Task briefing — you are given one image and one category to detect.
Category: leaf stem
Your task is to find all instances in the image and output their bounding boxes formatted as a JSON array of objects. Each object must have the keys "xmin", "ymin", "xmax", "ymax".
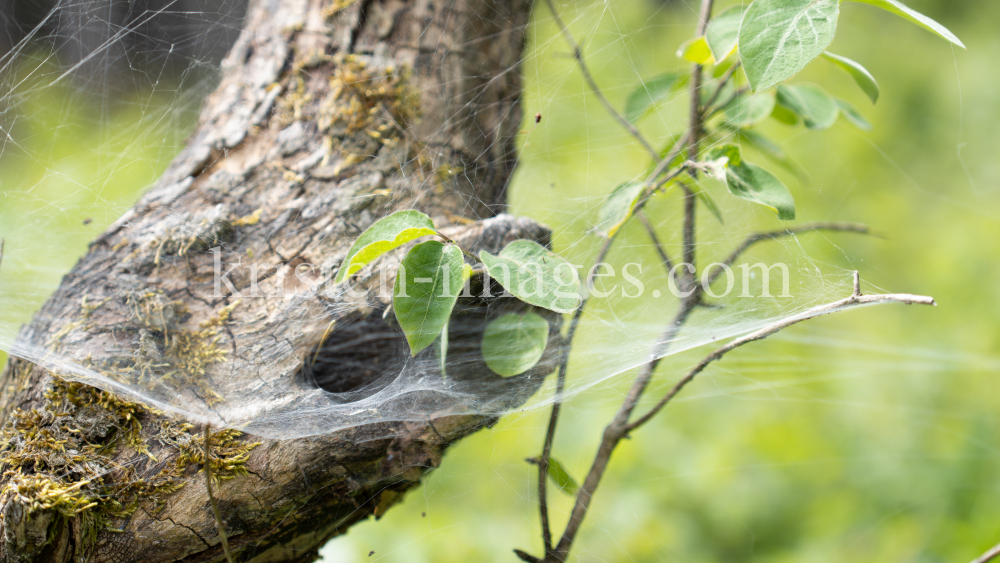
[
  {"xmin": 701, "ymin": 61, "xmax": 742, "ymax": 115},
  {"xmin": 436, "ymin": 232, "xmax": 479, "ymax": 262}
]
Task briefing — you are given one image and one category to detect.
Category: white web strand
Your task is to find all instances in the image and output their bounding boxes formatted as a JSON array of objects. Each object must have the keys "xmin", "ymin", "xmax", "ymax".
[{"xmin": 0, "ymin": 0, "xmax": 956, "ymax": 443}]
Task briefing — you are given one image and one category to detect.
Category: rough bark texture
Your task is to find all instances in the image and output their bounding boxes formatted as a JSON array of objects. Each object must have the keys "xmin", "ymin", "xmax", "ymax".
[{"xmin": 0, "ymin": 0, "xmax": 542, "ymax": 560}]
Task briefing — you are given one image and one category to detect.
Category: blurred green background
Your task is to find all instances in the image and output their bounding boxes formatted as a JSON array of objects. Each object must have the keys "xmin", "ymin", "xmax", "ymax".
[{"xmin": 2, "ymin": 0, "xmax": 999, "ymax": 561}]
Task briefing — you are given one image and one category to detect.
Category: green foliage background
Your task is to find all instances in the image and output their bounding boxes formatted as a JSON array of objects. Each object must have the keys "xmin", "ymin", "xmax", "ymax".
[{"xmin": 1, "ymin": 0, "xmax": 998, "ymax": 561}]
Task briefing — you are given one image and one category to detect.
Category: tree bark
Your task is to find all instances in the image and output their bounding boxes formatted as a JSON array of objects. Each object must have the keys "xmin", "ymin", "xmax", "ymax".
[{"xmin": 0, "ymin": 0, "xmax": 544, "ymax": 560}]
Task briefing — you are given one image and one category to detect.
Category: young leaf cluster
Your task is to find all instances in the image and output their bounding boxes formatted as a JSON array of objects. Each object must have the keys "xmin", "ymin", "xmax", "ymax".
[
  {"xmin": 608, "ymin": 0, "xmax": 961, "ymax": 225},
  {"xmin": 337, "ymin": 211, "xmax": 580, "ymax": 376}
]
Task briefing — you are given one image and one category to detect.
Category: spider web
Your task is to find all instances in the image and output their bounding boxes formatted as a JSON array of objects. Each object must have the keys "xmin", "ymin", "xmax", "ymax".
[
  {"xmin": 0, "ymin": 0, "xmax": 870, "ymax": 443},
  {"xmin": 0, "ymin": 0, "xmax": 996, "ymax": 559}
]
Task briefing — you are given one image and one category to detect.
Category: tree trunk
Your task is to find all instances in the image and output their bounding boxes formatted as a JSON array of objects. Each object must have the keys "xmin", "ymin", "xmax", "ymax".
[{"xmin": 0, "ymin": 0, "xmax": 545, "ymax": 560}]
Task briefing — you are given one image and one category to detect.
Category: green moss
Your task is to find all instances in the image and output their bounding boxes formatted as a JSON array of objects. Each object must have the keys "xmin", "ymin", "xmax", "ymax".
[
  {"xmin": 275, "ymin": 50, "xmax": 421, "ymax": 174},
  {"xmin": 1, "ymin": 291, "xmax": 257, "ymax": 545},
  {"xmin": 0, "ymin": 376, "xmax": 259, "ymax": 531},
  {"xmin": 126, "ymin": 292, "xmax": 239, "ymax": 405}
]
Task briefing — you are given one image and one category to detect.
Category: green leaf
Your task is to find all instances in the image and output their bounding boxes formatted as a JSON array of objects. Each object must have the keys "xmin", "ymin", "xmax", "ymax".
[
  {"xmin": 598, "ymin": 181, "xmax": 645, "ymax": 236},
  {"xmin": 479, "ymin": 240, "xmax": 581, "ymax": 314},
  {"xmin": 835, "ymin": 98, "xmax": 873, "ymax": 131},
  {"xmin": 736, "ymin": 129, "xmax": 810, "ymax": 181},
  {"xmin": 336, "ymin": 210, "xmax": 437, "ymax": 283},
  {"xmin": 727, "ymin": 163, "xmax": 796, "ymax": 220},
  {"xmin": 546, "ymin": 457, "xmax": 579, "ymax": 496},
  {"xmin": 770, "ymin": 103, "xmax": 800, "ymax": 125},
  {"xmin": 712, "ymin": 59, "xmax": 737, "ymax": 78},
  {"xmin": 722, "ymin": 92, "xmax": 777, "ymax": 128},
  {"xmin": 677, "ymin": 36, "xmax": 714, "ymax": 65},
  {"xmin": 705, "ymin": 5, "xmax": 746, "ymax": 62},
  {"xmin": 481, "ymin": 312, "xmax": 549, "ymax": 377},
  {"xmin": 822, "ymin": 51, "xmax": 879, "ymax": 103},
  {"xmin": 846, "ymin": 0, "xmax": 964, "ymax": 48},
  {"xmin": 739, "ymin": 0, "xmax": 840, "ymax": 92},
  {"xmin": 776, "ymin": 83, "xmax": 839, "ymax": 130},
  {"xmin": 711, "ymin": 143, "xmax": 795, "ymax": 220},
  {"xmin": 625, "ymin": 73, "xmax": 686, "ymax": 123},
  {"xmin": 393, "ymin": 241, "xmax": 464, "ymax": 356},
  {"xmin": 709, "ymin": 143, "xmax": 742, "ymax": 166}
]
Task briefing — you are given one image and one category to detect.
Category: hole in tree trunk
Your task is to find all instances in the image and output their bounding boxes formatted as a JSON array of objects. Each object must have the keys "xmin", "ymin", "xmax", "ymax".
[
  {"xmin": 302, "ymin": 313, "xmax": 409, "ymax": 400},
  {"xmin": 300, "ymin": 275, "xmax": 555, "ymax": 405}
]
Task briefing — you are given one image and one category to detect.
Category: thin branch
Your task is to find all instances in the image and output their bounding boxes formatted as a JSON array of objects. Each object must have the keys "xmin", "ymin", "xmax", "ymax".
[
  {"xmin": 682, "ymin": 188, "xmax": 697, "ymax": 288},
  {"xmin": 544, "ymin": 0, "xmax": 659, "ymax": 161},
  {"xmin": 644, "ymin": 131, "xmax": 690, "ymax": 189},
  {"xmin": 548, "ymin": 2, "xmax": 716, "ymax": 560},
  {"xmin": 626, "ymin": 275, "xmax": 935, "ymax": 432},
  {"xmin": 701, "ymin": 61, "xmax": 742, "ymax": 115},
  {"xmin": 535, "ymin": 229, "xmax": 616, "ymax": 556},
  {"xmin": 971, "ymin": 541, "xmax": 1000, "ymax": 563},
  {"xmin": 707, "ymin": 85, "xmax": 751, "ymax": 120},
  {"xmin": 636, "ymin": 211, "xmax": 675, "ymax": 278},
  {"xmin": 704, "ymin": 222, "xmax": 871, "ymax": 288},
  {"xmin": 681, "ymin": 0, "xmax": 714, "ymax": 287},
  {"xmin": 553, "ymin": 276, "xmax": 933, "ymax": 561},
  {"xmin": 534, "ymin": 154, "xmax": 690, "ymax": 555},
  {"xmin": 515, "ymin": 549, "xmax": 542, "ymax": 563},
  {"xmin": 551, "ymin": 302, "xmax": 696, "ymax": 561},
  {"xmin": 551, "ymin": 223, "xmax": 873, "ymax": 559},
  {"xmin": 204, "ymin": 425, "xmax": 234, "ymax": 563}
]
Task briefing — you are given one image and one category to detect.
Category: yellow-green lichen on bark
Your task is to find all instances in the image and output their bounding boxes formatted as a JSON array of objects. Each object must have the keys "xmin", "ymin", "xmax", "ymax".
[
  {"xmin": 276, "ymin": 48, "xmax": 421, "ymax": 175},
  {"xmin": 0, "ymin": 375, "xmax": 259, "ymax": 554},
  {"xmin": 124, "ymin": 291, "xmax": 239, "ymax": 405}
]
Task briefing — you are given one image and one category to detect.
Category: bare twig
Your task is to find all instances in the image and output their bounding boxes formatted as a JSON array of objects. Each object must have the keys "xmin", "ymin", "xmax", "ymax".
[
  {"xmin": 551, "ymin": 275, "xmax": 932, "ymax": 561},
  {"xmin": 636, "ymin": 211, "xmax": 675, "ymax": 278},
  {"xmin": 701, "ymin": 61, "xmax": 742, "ymax": 115},
  {"xmin": 686, "ymin": 0, "xmax": 715, "ymax": 156},
  {"xmin": 550, "ymin": 300, "xmax": 696, "ymax": 561},
  {"xmin": 544, "ymin": 0, "xmax": 659, "ymax": 160},
  {"xmin": 707, "ymin": 85, "xmax": 751, "ymax": 120},
  {"xmin": 204, "ymin": 425, "xmax": 234, "ymax": 563},
  {"xmin": 971, "ymin": 541, "xmax": 1000, "ymax": 563},
  {"xmin": 536, "ymin": 230, "xmax": 616, "ymax": 555},
  {"xmin": 534, "ymin": 115, "xmax": 694, "ymax": 561},
  {"xmin": 543, "ymin": 3, "xmax": 717, "ymax": 561},
  {"xmin": 681, "ymin": 188, "xmax": 697, "ymax": 288},
  {"xmin": 704, "ymin": 222, "xmax": 871, "ymax": 288},
  {"xmin": 680, "ymin": 0, "xmax": 715, "ymax": 288},
  {"xmin": 644, "ymin": 131, "xmax": 690, "ymax": 189},
  {"xmin": 534, "ymin": 112, "xmax": 692, "ymax": 557},
  {"xmin": 626, "ymin": 275, "xmax": 935, "ymax": 431}
]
